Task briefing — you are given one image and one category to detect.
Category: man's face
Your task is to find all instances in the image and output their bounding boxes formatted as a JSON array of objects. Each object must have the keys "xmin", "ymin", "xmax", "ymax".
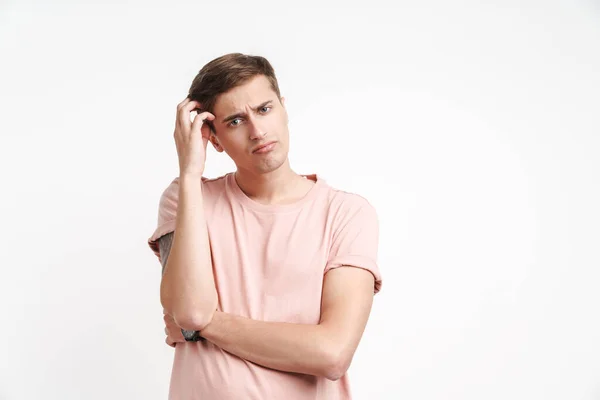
[{"xmin": 209, "ymin": 74, "xmax": 289, "ymax": 175}]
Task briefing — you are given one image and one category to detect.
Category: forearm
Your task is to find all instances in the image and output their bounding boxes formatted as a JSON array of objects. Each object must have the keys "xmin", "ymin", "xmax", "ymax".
[
  {"xmin": 160, "ymin": 174, "xmax": 217, "ymax": 330},
  {"xmin": 200, "ymin": 311, "xmax": 344, "ymax": 380}
]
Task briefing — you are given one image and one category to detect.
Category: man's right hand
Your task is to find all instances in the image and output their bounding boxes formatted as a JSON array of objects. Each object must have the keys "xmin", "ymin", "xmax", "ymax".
[{"xmin": 174, "ymin": 97, "xmax": 216, "ymax": 177}]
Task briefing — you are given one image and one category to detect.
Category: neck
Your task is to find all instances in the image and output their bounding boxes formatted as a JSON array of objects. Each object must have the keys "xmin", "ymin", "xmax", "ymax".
[{"xmin": 234, "ymin": 159, "xmax": 306, "ymax": 204}]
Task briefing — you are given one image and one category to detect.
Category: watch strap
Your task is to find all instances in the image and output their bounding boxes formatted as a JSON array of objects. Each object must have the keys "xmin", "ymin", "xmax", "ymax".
[{"xmin": 181, "ymin": 329, "xmax": 204, "ymax": 342}]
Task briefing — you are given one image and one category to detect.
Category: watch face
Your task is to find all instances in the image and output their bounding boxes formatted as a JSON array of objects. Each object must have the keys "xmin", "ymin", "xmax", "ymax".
[{"xmin": 182, "ymin": 329, "xmax": 201, "ymax": 341}]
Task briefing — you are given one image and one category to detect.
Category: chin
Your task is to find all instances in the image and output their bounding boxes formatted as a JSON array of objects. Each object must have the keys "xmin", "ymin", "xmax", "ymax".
[{"xmin": 253, "ymin": 155, "xmax": 287, "ymax": 174}]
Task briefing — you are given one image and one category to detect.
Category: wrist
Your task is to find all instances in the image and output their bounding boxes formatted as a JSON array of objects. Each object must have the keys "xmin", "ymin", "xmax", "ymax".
[
  {"xmin": 198, "ymin": 310, "xmax": 226, "ymax": 342},
  {"xmin": 182, "ymin": 329, "xmax": 205, "ymax": 342},
  {"xmin": 179, "ymin": 171, "xmax": 204, "ymax": 182},
  {"xmin": 181, "ymin": 308, "xmax": 219, "ymax": 342}
]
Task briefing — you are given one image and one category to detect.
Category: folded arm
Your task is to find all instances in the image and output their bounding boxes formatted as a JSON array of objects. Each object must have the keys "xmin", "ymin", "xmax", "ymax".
[
  {"xmin": 158, "ymin": 232, "xmax": 374, "ymax": 379},
  {"xmin": 200, "ymin": 266, "xmax": 375, "ymax": 381},
  {"xmin": 159, "ymin": 231, "xmax": 204, "ymax": 341},
  {"xmin": 159, "ymin": 175, "xmax": 218, "ymax": 331}
]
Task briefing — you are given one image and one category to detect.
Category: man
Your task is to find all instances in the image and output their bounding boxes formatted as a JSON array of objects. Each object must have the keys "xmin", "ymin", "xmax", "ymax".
[{"xmin": 147, "ymin": 52, "xmax": 382, "ymax": 399}]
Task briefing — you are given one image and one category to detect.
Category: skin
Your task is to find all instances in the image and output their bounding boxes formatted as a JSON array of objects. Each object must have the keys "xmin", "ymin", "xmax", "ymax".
[
  {"xmin": 160, "ymin": 231, "xmax": 376, "ymax": 381},
  {"xmin": 206, "ymin": 74, "xmax": 316, "ymax": 204},
  {"xmin": 161, "ymin": 74, "xmax": 376, "ymax": 381}
]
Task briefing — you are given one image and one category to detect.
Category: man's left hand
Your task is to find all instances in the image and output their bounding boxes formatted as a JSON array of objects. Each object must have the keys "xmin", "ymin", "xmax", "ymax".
[{"xmin": 163, "ymin": 312, "xmax": 186, "ymax": 348}]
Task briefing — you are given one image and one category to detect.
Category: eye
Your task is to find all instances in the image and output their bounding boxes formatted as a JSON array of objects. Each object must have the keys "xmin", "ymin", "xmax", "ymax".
[{"xmin": 227, "ymin": 106, "xmax": 271, "ymax": 128}]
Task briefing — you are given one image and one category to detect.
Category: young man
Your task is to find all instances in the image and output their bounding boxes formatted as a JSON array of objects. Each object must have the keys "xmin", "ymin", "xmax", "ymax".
[{"xmin": 147, "ymin": 53, "xmax": 382, "ymax": 399}]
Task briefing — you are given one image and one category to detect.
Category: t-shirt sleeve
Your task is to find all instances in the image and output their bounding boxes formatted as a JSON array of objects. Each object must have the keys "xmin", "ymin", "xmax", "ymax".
[
  {"xmin": 324, "ymin": 196, "xmax": 382, "ymax": 294},
  {"xmin": 147, "ymin": 177, "xmax": 180, "ymax": 263}
]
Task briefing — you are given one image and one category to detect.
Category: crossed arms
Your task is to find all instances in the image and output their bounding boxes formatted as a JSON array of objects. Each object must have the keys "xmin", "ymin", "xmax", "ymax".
[{"xmin": 157, "ymin": 231, "xmax": 375, "ymax": 381}]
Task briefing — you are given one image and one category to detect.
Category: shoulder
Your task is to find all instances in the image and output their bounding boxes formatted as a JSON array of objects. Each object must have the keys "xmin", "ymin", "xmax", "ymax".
[
  {"xmin": 199, "ymin": 173, "xmax": 229, "ymax": 196},
  {"xmin": 311, "ymin": 177, "xmax": 379, "ymax": 237},
  {"xmin": 322, "ymin": 181, "xmax": 377, "ymax": 220},
  {"xmin": 148, "ymin": 173, "xmax": 231, "ymax": 261},
  {"xmin": 159, "ymin": 172, "xmax": 230, "ymax": 203}
]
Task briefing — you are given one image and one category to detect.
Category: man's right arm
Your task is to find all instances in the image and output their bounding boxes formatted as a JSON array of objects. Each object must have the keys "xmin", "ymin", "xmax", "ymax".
[
  {"xmin": 159, "ymin": 231, "xmax": 203, "ymax": 341},
  {"xmin": 158, "ymin": 231, "xmax": 173, "ymax": 275},
  {"xmin": 159, "ymin": 175, "xmax": 218, "ymax": 331}
]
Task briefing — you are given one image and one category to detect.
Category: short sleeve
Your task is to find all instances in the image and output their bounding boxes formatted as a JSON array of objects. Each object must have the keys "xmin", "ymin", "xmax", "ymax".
[
  {"xmin": 147, "ymin": 177, "xmax": 180, "ymax": 263},
  {"xmin": 324, "ymin": 197, "xmax": 382, "ymax": 294}
]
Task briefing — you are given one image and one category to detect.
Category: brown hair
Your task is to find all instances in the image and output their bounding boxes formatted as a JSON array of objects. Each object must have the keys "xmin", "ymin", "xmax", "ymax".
[{"xmin": 187, "ymin": 53, "xmax": 282, "ymax": 133}]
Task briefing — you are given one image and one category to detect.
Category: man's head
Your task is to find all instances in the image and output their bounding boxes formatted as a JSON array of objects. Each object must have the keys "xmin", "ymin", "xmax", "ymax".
[{"xmin": 188, "ymin": 53, "xmax": 289, "ymax": 175}]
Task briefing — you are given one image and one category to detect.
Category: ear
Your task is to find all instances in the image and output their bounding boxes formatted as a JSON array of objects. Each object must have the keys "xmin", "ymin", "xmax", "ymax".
[{"xmin": 209, "ymin": 133, "xmax": 224, "ymax": 153}]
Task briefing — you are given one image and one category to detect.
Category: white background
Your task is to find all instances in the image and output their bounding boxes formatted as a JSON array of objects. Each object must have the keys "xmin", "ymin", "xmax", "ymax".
[{"xmin": 1, "ymin": 0, "xmax": 599, "ymax": 399}]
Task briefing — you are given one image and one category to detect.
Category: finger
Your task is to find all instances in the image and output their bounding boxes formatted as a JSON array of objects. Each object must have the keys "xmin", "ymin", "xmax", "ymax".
[
  {"xmin": 165, "ymin": 337, "xmax": 175, "ymax": 348},
  {"xmin": 194, "ymin": 111, "xmax": 215, "ymax": 123},
  {"xmin": 201, "ymin": 123, "xmax": 213, "ymax": 144},
  {"xmin": 177, "ymin": 97, "xmax": 191, "ymax": 110},
  {"xmin": 177, "ymin": 100, "xmax": 203, "ymax": 131},
  {"xmin": 191, "ymin": 111, "xmax": 215, "ymax": 138},
  {"xmin": 165, "ymin": 327, "xmax": 168, "ymax": 335},
  {"xmin": 175, "ymin": 98, "xmax": 192, "ymax": 121}
]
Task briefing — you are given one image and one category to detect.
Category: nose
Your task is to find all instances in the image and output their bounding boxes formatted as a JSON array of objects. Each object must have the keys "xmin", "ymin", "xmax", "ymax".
[{"xmin": 247, "ymin": 115, "xmax": 266, "ymax": 140}]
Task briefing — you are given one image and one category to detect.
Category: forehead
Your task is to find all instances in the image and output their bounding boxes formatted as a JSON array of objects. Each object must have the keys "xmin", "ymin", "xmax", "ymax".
[{"xmin": 214, "ymin": 75, "xmax": 276, "ymax": 112}]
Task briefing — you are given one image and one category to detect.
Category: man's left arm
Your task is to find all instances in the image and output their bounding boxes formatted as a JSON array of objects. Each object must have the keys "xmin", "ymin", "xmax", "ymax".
[{"xmin": 200, "ymin": 265, "xmax": 375, "ymax": 381}]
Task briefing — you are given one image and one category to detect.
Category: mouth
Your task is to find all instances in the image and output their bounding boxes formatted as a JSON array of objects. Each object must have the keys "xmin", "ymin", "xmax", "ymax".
[{"xmin": 252, "ymin": 141, "xmax": 277, "ymax": 154}]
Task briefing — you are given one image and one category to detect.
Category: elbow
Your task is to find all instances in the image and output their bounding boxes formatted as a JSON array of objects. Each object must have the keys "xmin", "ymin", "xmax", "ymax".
[
  {"xmin": 321, "ymin": 345, "xmax": 353, "ymax": 381},
  {"xmin": 173, "ymin": 309, "xmax": 215, "ymax": 332},
  {"xmin": 171, "ymin": 298, "xmax": 218, "ymax": 331},
  {"xmin": 161, "ymin": 294, "xmax": 218, "ymax": 332}
]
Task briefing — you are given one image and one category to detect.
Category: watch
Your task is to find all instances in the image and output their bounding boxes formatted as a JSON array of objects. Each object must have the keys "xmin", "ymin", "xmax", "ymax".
[{"xmin": 181, "ymin": 329, "xmax": 204, "ymax": 342}]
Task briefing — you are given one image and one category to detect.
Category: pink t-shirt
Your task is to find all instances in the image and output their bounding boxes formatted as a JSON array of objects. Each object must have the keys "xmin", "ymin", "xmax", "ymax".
[{"xmin": 148, "ymin": 172, "xmax": 382, "ymax": 400}]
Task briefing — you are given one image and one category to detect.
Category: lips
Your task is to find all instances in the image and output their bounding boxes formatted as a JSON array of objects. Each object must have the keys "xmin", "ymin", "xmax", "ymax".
[{"xmin": 252, "ymin": 141, "xmax": 277, "ymax": 153}]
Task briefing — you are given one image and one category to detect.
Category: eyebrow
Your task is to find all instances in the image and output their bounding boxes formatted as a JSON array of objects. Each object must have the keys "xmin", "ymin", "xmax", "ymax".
[{"xmin": 221, "ymin": 100, "xmax": 274, "ymax": 124}]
